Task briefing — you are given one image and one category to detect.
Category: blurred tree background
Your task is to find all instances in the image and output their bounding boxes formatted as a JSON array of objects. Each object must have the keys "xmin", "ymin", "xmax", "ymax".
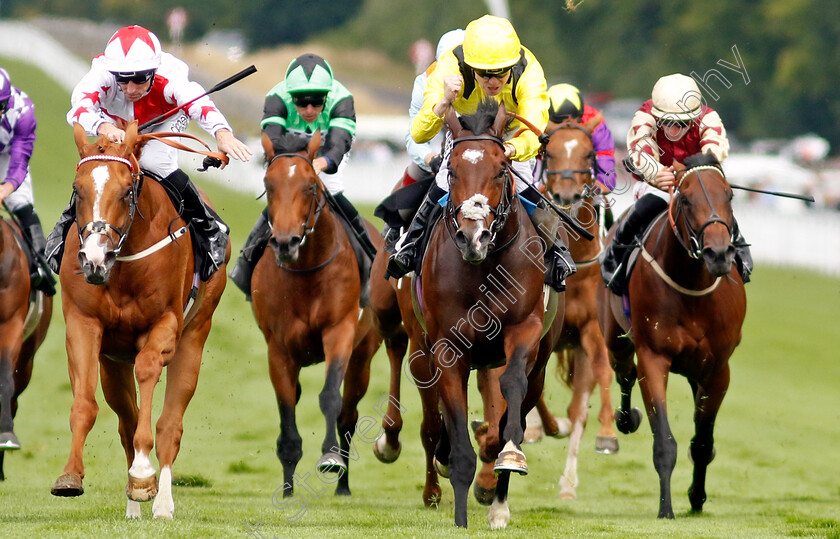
[{"xmin": 1, "ymin": 0, "xmax": 835, "ymax": 151}]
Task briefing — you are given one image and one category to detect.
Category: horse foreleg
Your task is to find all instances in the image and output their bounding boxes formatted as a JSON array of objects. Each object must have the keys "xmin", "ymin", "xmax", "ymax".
[
  {"xmin": 52, "ymin": 314, "xmax": 103, "ymax": 497},
  {"xmin": 610, "ymin": 343, "xmax": 642, "ymax": 435},
  {"xmin": 99, "ymin": 358, "xmax": 140, "ymax": 518},
  {"xmin": 128, "ymin": 314, "xmax": 180, "ymax": 503},
  {"xmin": 688, "ymin": 367, "xmax": 729, "ymax": 513},
  {"xmin": 581, "ymin": 321, "xmax": 618, "ymax": 454},
  {"xmin": 487, "ymin": 470, "xmax": 511, "ymax": 529},
  {"xmin": 0, "ymin": 345, "xmax": 22, "ymax": 442},
  {"xmin": 152, "ymin": 323, "xmax": 206, "ymax": 520},
  {"xmin": 436, "ymin": 362, "xmax": 474, "ymax": 528},
  {"xmin": 335, "ymin": 331, "xmax": 377, "ymax": 496},
  {"xmin": 559, "ymin": 347, "xmax": 593, "ymax": 499},
  {"xmin": 404, "ymin": 340, "xmax": 442, "ymax": 507},
  {"xmin": 473, "ymin": 368, "xmax": 503, "ymax": 506},
  {"xmin": 373, "ymin": 330, "xmax": 408, "ymax": 464},
  {"xmin": 637, "ymin": 350, "xmax": 677, "ymax": 519},
  {"xmin": 496, "ymin": 344, "xmax": 534, "ymax": 472},
  {"xmin": 317, "ymin": 322, "xmax": 354, "ymax": 474},
  {"xmin": 268, "ymin": 341, "xmax": 303, "ymax": 497}
]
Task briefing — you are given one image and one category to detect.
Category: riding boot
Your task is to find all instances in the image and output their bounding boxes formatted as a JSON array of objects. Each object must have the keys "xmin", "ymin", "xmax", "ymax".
[
  {"xmin": 520, "ymin": 186, "xmax": 576, "ymax": 292},
  {"xmin": 163, "ymin": 169, "xmax": 229, "ymax": 281},
  {"xmin": 732, "ymin": 218, "xmax": 753, "ymax": 283},
  {"xmin": 385, "ymin": 184, "xmax": 445, "ymax": 279},
  {"xmin": 45, "ymin": 198, "xmax": 76, "ymax": 275},
  {"xmin": 228, "ymin": 208, "xmax": 271, "ymax": 300},
  {"xmin": 13, "ymin": 205, "xmax": 57, "ymax": 296},
  {"xmin": 331, "ymin": 192, "xmax": 377, "ymax": 307},
  {"xmin": 600, "ymin": 194, "xmax": 668, "ymax": 295}
]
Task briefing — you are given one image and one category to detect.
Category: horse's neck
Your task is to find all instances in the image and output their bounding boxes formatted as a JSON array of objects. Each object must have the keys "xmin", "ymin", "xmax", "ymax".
[
  {"xmin": 653, "ymin": 219, "xmax": 713, "ymax": 287},
  {"xmin": 569, "ymin": 200, "xmax": 601, "ymax": 258},
  {"xmin": 302, "ymin": 206, "xmax": 341, "ymax": 262},
  {"xmin": 125, "ymin": 182, "xmax": 180, "ymax": 251}
]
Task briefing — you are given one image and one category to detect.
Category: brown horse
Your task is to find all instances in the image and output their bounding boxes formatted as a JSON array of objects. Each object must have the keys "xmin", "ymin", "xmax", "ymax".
[
  {"xmin": 597, "ymin": 154, "xmax": 747, "ymax": 518},
  {"xmin": 539, "ymin": 118, "xmax": 618, "ymax": 498},
  {"xmin": 50, "ymin": 122, "xmax": 229, "ymax": 520},
  {"xmin": 251, "ymin": 132, "xmax": 382, "ymax": 499},
  {"xmin": 417, "ymin": 100, "xmax": 563, "ymax": 528},
  {"xmin": 0, "ymin": 216, "xmax": 52, "ymax": 479}
]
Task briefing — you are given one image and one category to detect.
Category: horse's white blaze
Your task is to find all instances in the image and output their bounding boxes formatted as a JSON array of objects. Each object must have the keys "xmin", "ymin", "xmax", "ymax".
[
  {"xmin": 488, "ymin": 498, "xmax": 511, "ymax": 529},
  {"xmin": 91, "ymin": 165, "xmax": 110, "ymax": 222},
  {"xmin": 129, "ymin": 450, "xmax": 156, "ymax": 479},
  {"xmin": 125, "ymin": 500, "xmax": 141, "ymax": 519},
  {"xmin": 461, "ymin": 194, "xmax": 490, "ymax": 220},
  {"xmin": 288, "ymin": 163, "xmax": 297, "ymax": 177},
  {"xmin": 81, "ymin": 234, "xmax": 110, "ymax": 266},
  {"xmin": 564, "ymin": 138, "xmax": 579, "ymax": 159},
  {"xmin": 461, "ymin": 148, "xmax": 484, "ymax": 164},
  {"xmin": 153, "ymin": 466, "xmax": 174, "ymax": 520}
]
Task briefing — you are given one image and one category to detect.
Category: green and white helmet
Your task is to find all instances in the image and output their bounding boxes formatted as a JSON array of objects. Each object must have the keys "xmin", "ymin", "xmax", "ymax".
[{"xmin": 285, "ymin": 53, "xmax": 334, "ymax": 94}]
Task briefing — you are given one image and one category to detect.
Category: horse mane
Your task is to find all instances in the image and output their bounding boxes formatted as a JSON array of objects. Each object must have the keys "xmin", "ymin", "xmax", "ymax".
[
  {"xmin": 683, "ymin": 152, "xmax": 721, "ymax": 170},
  {"xmin": 458, "ymin": 99, "xmax": 510, "ymax": 136}
]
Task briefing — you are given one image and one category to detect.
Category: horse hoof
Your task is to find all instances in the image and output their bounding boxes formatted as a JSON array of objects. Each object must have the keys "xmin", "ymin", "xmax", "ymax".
[
  {"xmin": 523, "ymin": 424, "xmax": 544, "ymax": 443},
  {"xmin": 316, "ymin": 452, "xmax": 347, "ymax": 474},
  {"xmin": 0, "ymin": 432, "xmax": 21, "ymax": 450},
  {"xmin": 595, "ymin": 435, "xmax": 619, "ymax": 454},
  {"xmin": 51, "ymin": 473, "xmax": 84, "ymax": 497},
  {"xmin": 615, "ymin": 406, "xmax": 642, "ymax": 434},
  {"xmin": 433, "ymin": 457, "xmax": 449, "ymax": 479},
  {"xmin": 546, "ymin": 417, "xmax": 572, "ymax": 439},
  {"xmin": 372, "ymin": 433, "xmax": 401, "ymax": 463},
  {"xmin": 473, "ymin": 481, "xmax": 496, "ymax": 506},
  {"xmin": 127, "ymin": 474, "xmax": 158, "ymax": 502},
  {"xmin": 494, "ymin": 441, "xmax": 528, "ymax": 475}
]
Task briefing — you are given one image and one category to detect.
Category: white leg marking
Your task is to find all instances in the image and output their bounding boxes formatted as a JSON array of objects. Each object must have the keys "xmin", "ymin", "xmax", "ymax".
[
  {"xmin": 559, "ymin": 393, "xmax": 588, "ymax": 499},
  {"xmin": 129, "ymin": 451, "xmax": 156, "ymax": 479},
  {"xmin": 153, "ymin": 466, "xmax": 174, "ymax": 520},
  {"xmin": 487, "ymin": 498, "xmax": 511, "ymax": 529},
  {"xmin": 125, "ymin": 500, "xmax": 142, "ymax": 519}
]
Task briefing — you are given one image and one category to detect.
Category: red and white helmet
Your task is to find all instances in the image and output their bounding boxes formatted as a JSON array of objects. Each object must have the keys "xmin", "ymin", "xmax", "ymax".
[{"xmin": 103, "ymin": 26, "xmax": 162, "ymax": 73}]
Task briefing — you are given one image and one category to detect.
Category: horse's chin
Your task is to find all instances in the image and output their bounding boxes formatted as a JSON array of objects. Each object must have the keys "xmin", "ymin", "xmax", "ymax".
[
  {"xmin": 461, "ymin": 248, "xmax": 488, "ymax": 265},
  {"xmin": 272, "ymin": 246, "xmax": 300, "ymax": 265}
]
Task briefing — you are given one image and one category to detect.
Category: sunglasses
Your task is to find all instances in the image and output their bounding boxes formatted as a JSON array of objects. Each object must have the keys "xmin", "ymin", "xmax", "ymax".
[
  {"xmin": 112, "ymin": 70, "xmax": 155, "ymax": 84},
  {"xmin": 660, "ymin": 118, "xmax": 692, "ymax": 129},
  {"xmin": 0, "ymin": 99, "xmax": 8, "ymax": 114},
  {"xmin": 292, "ymin": 93, "xmax": 327, "ymax": 108},
  {"xmin": 475, "ymin": 67, "xmax": 511, "ymax": 80}
]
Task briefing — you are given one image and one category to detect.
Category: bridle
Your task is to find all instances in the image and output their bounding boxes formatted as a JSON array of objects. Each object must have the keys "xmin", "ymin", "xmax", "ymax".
[
  {"xmin": 668, "ymin": 165, "xmax": 734, "ymax": 259},
  {"xmin": 445, "ymin": 134, "xmax": 517, "ymax": 253},
  {"xmin": 74, "ymin": 154, "xmax": 143, "ymax": 258},
  {"xmin": 264, "ymin": 152, "xmax": 339, "ymax": 272},
  {"xmin": 539, "ymin": 122, "xmax": 597, "ymax": 187}
]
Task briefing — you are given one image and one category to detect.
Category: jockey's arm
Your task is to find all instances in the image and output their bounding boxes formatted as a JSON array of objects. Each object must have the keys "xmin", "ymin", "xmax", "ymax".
[{"xmin": 506, "ymin": 52, "xmax": 548, "ymax": 161}]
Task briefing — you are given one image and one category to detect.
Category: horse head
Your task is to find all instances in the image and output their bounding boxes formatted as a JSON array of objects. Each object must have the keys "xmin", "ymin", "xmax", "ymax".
[
  {"xmin": 671, "ymin": 154, "xmax": 736, "ymax": 277},
  {"xmin": 72, "ymin": 121, "xmax": 144, "ymax": 285},
  {"xmin": 444, "ymin": 99, "xmax": 512, "ymax": 264},
  {"xmin": 261, "ymin": 130, "xmax": 325, "ymax": 264},
  {"xmin": 543, "ymin": 114, "xmax": 599, "ymax": 208}
]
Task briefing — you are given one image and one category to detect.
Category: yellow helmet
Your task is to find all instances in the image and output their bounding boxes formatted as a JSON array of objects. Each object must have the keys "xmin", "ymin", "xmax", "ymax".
[{"xmin": 463, "ymin": 15, "xmax": 521, "ymax": 70}]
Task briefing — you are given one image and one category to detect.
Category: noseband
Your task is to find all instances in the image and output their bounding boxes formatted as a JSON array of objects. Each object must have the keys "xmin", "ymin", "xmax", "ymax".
[
  {"xmin": 446, "ymin": 134, "xmax": 516, "ymax": 252},
  {"xmin": 75, "ymin": 154, "xmax": 142, "ymax": 257},
  {"xmin": 669, "ymin": 165, "xmax": 734, "ymax": 259},
  {"xmin": 265, "ymin": 152, "xmax": 328, "ymax": 246}
]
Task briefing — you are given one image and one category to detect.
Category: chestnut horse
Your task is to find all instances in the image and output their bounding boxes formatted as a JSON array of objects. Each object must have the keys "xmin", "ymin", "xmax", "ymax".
[
  {"xmin": 50, "ymin": 122, "xmax": 229, "ymax": 520},
  {"xmin": 417, "ymin": 100, "xmax": 563, "ymax": 528},
  {"xmin": 597, "ymin": 154, "xmax": 747, "ymax": 518},
  {"xmin": 0, "ymin": 216, "xmax": 52, "ymax": 479},
  {"xmin": 539, "ymin": 118, "xmax": 618, "ymax": 498},
  {"xmin": 252, "ymin": 132, "xmax": 382, "ymax": 498}
]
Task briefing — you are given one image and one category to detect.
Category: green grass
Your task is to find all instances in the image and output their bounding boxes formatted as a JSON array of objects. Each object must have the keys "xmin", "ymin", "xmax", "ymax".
[{"xmin": 2, "ymin": 56, "xmax": 840, "ymax": 538}]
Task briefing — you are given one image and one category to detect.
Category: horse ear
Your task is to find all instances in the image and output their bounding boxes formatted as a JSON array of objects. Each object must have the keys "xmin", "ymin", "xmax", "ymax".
[
  {"xmin": 582, "ymin": 112, "xmax": 603, "ymax": 134},
  {"xmin": 673, "ymin": 160, "xmax": 686, "ymax": 172},
  {"xmin": 73, "ymin": 122, "xmax": 89, "ymax": 156},
  {"xmin": 124, "ymin": 121, "xmax": 138, "ymax": 151},
  {"xmin": 307, "ymin": 131, "xmax": 321, "ymax": 161},
  {"xmin": 444, "ymin": 106, "xmax": 462, "ymax": 139},
  {"xmin": 491, "ymin": 101, "xmax": 508, "ymax": 139},
  {"xmin": 261, "ymin": 133, "xmax": 275, "ymax": 161}
]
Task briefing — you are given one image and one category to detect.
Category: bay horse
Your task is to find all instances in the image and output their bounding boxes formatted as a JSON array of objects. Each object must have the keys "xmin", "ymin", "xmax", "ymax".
[
  {"xmin": 0, "ymin": 216, "xmax": 52, "ymax": 479},
  {"xmin": 252, "ymin": 132, "xmax": 382, "ymax": 499},
  {"xmin": 597, "ymin": 153, "xmax": 747, "ymax": 518},
  {"xmin": 538, "ymin": 117, "xmax": 618, "ymax": 499},
  {"xmin": 418, "ymin": 100, "xmax": 563, "ymax": 528},
  {"xmin": 50, "ymin": 122, "xmax": 229, "ymax": 520}
]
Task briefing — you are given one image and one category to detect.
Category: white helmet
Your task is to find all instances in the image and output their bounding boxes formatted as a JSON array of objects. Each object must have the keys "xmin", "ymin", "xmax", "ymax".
[
  {"xmin": 650, "ymin": 73, "xmax": 704, "ymax": 121},
  {"xmin": 435, "ymin": 29, "xmax": 465, "ymax": 61},
  {"xmin": 103, "ymin": 26, "xmax": 162, "ymax": 73}
]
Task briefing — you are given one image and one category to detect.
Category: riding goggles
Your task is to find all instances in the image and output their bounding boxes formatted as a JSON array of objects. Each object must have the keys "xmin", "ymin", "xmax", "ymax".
[
  {"xmin": 292, "ymin": 92, "xmax": 328, "ymax": 108},
  {"xmin": 475, "ymin": 67, "xmax": 511, "ymax": 80},
  {"xmin": 0, "ymin": 99, "xmax": 9, "ymax": 114},
  {"xmin": 659, "ymin": 118, "xmax": 692, "ymax": 129},
  {"xmin": 112, "ymin": 70, "xmax": 156, "ymax": 84}
]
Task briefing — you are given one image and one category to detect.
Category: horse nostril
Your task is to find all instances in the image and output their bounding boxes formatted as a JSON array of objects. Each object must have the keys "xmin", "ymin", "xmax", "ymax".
[
  {"xmin": 552, "ymin": 193, "xmax": 562, "ymax": 204},
  {"xmin": 454, "ymin": 230, "xmax": 468, "ymax": 248},
  {"xmin": 477, "ymin": 229, "xmax": 492, "ymax": 246}
]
